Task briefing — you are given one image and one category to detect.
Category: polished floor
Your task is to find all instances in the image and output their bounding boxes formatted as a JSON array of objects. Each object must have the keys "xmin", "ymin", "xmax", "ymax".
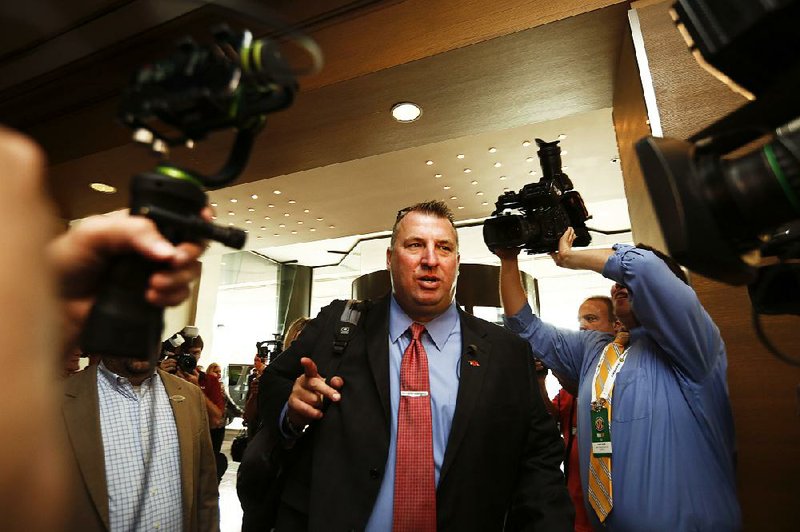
[{"xmin": 219, "ymin": 425, "xmax": 245, "ymax": 532}]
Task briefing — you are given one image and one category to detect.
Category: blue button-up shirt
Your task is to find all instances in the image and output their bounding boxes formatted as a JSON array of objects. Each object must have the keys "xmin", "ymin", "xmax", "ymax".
[
  {"xmin": 505, "ymin": 244, "xmax": 741, "ymax": 531},
  {"xmin": 97, "ymin": 363, "xmax": 183, "ymax": 532},
  {"xmin": 365, "ymin": 297, "xmax": 462, "ymax": 531}
]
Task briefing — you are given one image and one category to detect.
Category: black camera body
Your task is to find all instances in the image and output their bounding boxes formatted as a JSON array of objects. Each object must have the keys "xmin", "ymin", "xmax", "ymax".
[
  {"xmin": 168, "ymin": 353, "xmax": 198, "ymax": 374},
  {"xmin": 483, "ymin": 138, "xmax": 591, "ymax": 254}
]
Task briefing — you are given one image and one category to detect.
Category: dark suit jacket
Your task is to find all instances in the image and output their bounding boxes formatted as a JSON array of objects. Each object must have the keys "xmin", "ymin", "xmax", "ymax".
[
  {"xmin": 261, "ymin": 296, "xmax": 573, "ymax": 531},
  {"xmin": 61, "ymin": 366, "xmax": 220, "ymax": 532}
]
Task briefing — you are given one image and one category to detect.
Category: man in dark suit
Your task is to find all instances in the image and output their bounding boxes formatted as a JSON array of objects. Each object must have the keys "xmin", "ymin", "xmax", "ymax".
[
  {"xmin": 260, "ymin": 200, "xmax": 573, "ymax": 531},
  {"xmin": 62, "ymin": 356, "xmax": 220, "ymax": 531}
]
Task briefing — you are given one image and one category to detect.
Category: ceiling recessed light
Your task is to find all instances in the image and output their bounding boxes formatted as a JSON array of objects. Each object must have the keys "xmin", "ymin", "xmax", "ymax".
[
  {"xmin": 493, "ymin": 162, "xmax": 502, "ymax": 168},
  {"xmin": 443, "ymin": 185, "xmax": 451, "ymax": 190},
  {"xmin": 251, "ymin": 194, "xmax": 258, "ymax": 200},
  {"xmin": 244, "ymin": 229, "xmax": 249, "ymax": 233},
  {"xmin": 557, "ymin": 133, "xmax": 567, "ymax": 140},
  {"xmin": 257, "ymin": 236, "xmax": 262, "ymax": 239},
  {"xmin": 211, "ymin": 215, "xmax": 217, "ymax": 220},
  {"xmin": 482, "ymin": 201, "xmax": 488, "ymax": 206},
  {"xmin": 457, "ymin": 206, "xmax": 464, "ymax": 209},
  {"xmin": 310, "ymin": 228, "xmax": 316, "ymax": 232},
  {"xmin": 562, "ymin": 166, "xmax": 569, "ymax": 170},
  {"xmin": 434, "ymin": 173, "xmax": 442, "ymax": 178},
  {"xmin": 316, "ymin": 217, "xmax": 324, "ymax": 221},
  {"xmin": 457, "ymin": 154, "xmax": 465, "ymax": 159},
  {"xmin": 329, "ymin": 225, "xmax": 335, "ymax": 229},
  {"xmin": 89, "ymin": 182, "xmax": 117, "ymax": 194},
  {"xmin": 476, "ymin": 191, "xmax": 484, "ymax": 196},
  {"xmin": 470, "ymin": 180, "xmax": 478, "ymax": 185},
  {"xmin": 228, "ymin": 211, "xmax": 235, "ymax": 215},
  {"xmin": 210, "ymin": 202, "xmax": 218, "ymax": 207},
  {"xmin": 391, "ymin": 102, "xmax": 422, "ymax": 122},
  {"xmin": 303, "ymin": 209, "xmax": 310, "ymax": 213},
  {"xmin": 228, "ymin": 222, "xmax": 234, "ymax": 226},
  {"xmin": 522, "ymin": 140, "xmax": 531, "ymax": 147},
  {"xmin": 291, "ymin": 231, "xmax": 298, "ymax": 235},
  {"xmin": 273, "ymin": 233, "xmax": 279, "ymax": 237},
  {"xmin": 463, "ymin": 168, "xmax": 472, "ymax": 173},
  {"xmin": 526, "ymin": 156, "xmax": 535, "ymax": 163},
  {"xmin": 297, "ymin": 221, "xmax": 304, "ymax": 225},
  {"xmin": 245, "ymin": 219, "xmax": 252, "ymax": 224},
  {"xmin": 230, "ymin": 198, "xmax": 238, "ymax": 203},
  {"xmin": 426, "ymin": 160, "xmax": 434, "ymax": 166},
  {"xmin": 288, "ymin": 200, "xmax": 296, "ymax": 204},
  {"xmin": 283, "ymin": 213, "xmax": 290, "ymax": 217},
  {"xmin": 268, "ymin": 204, "xmax": 275, "ymax": 208},
  {"xmin": 264, "ymin": 216, "xmax": 271, "ymax": 220},
  {"xmin": 529, "ymin": 170, "xmax": 536, "ymax": 175},
  {"xmin": 503, "ymin": 187, "xmax": 510, "ymax": 191},
  {"xmin": 248, "ymin": 207, "xmax": 255, "ymax": 212},
  {"xmin": 499, "ymin": 176, "xmax": 507, "ymax": 181},
  {"xmin": 273, "ymin": 190, "xmax": 282, "ymax": 195},
  {"xmin": 450, "ymin": 196, "xmax": 457, "ymax": 200},
  {"xmin": 279, "ymin": 224, "xmax": 286, "ymax": 228},
  {"xmin": 488, "ymin": 147, "xmax": 497, "ymax": 153},
  {"xmin": 260, "ymin": 226, "xmax": 266, "ymax": 230}
]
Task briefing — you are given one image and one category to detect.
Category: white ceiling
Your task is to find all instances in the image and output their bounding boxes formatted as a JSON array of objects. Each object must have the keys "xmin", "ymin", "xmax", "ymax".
[{"xmin": 206, "ymin": 106, "xmax": 630, "ymax": 266}]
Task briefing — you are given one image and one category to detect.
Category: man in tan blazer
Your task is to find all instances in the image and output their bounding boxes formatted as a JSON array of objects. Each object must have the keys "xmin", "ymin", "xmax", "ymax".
[{"xmin": 62, "ymin": 356, "xmax": 220, "ymax": 532}]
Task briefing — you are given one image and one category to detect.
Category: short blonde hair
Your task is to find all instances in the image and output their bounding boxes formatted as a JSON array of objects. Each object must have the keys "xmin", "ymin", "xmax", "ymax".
[{"xmin": 283, "ymin": 317, "xmax": 311, "ymax": 350}]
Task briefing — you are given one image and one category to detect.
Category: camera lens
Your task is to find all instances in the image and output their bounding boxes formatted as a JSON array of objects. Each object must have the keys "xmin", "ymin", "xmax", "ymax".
[{"xmin": 178, "ymin": 354, "xmax": 197, "ymax": 373}]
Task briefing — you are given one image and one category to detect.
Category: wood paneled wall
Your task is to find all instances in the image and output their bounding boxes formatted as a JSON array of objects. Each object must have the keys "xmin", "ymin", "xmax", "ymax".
[{"xmin": 616, "ymin": 1, "xmax": 800, "ymax": 528}]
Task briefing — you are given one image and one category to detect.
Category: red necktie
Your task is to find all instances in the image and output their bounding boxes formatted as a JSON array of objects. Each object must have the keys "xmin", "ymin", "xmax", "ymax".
[{"xmin": 393, "ymin": 322, "xmax": 437, "ymax": 532}]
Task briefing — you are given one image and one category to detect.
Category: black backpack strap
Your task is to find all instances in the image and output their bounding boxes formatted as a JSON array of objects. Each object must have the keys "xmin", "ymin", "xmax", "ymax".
[{"xmin": 332, "ymin": 299, "xmax": 367, "ymax": 355}]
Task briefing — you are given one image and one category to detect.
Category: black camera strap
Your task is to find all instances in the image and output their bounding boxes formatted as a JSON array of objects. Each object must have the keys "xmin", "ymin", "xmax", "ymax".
[{"xmin": 333, "ymin": 299, "xmax": 367, "ymax": 355}]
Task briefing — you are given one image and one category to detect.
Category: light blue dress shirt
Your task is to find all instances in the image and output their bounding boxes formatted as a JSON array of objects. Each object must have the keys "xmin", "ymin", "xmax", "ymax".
[
  {"xmin": 505, "ymin": 244, "xmax": 741, "ymax": 531},
  {"xmin": 97, "ymin": 363, "xmax": 183, "ymax": 532},
  {"xmin": 365, "ymin": 296, "xmax": 462, "ymax": 532}
]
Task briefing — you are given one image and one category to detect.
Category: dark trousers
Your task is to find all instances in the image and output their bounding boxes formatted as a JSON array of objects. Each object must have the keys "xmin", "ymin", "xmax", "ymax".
[{"xmin": 211, "ymin": 427, "xmax": 227, "ymax": 482}]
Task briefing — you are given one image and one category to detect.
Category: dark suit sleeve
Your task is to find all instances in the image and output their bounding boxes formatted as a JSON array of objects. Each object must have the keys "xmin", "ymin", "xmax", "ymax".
[
  {"xmin": 259, "ymin": 301, "xmax": 344, "ymax": 437},
  {"xmin": 506, "ymin": 341, "xmax": 574, "ymax": 531}
]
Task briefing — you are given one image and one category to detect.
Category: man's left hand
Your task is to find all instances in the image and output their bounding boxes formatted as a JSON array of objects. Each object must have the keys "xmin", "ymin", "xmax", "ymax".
[{"xmin": 549, "ymin": 227, "xmax": 576, "ymax": 268}]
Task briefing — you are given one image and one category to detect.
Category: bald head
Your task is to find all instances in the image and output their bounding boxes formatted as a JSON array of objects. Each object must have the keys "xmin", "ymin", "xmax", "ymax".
[{"xmin": 578, "ymin": 296, "xmax": 616, "ymax": 334}]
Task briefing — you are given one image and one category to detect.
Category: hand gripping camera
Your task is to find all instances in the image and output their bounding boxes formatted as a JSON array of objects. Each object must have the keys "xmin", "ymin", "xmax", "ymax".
[
  {"xmin": 80, "ymin": 25, "xmax": 312, "ymax": 362},
  {"xmin": 483, "ymin": 138, "xmax": 591, "ymax": 254}
]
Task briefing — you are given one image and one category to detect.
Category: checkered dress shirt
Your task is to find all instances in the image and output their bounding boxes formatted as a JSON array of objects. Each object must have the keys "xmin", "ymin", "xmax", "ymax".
[{"xmin": 97, "ymin": 363, "xmax": 183, "ymax": 531}]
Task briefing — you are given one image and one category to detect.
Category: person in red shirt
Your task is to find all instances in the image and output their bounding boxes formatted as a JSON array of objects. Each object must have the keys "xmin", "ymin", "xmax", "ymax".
[{"xmin": 535, "ymin": 296, "xmax": 618, "ymax": 532}]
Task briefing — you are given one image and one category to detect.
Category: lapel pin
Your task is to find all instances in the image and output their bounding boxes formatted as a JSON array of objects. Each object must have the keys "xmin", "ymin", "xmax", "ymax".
[
  {"xmin": 169, "ymin": 395, "xmax": 186, "ymax": 402},
  {"xmin": 468, "ymin": 359, "xmax": 480, "ymax": 367}
]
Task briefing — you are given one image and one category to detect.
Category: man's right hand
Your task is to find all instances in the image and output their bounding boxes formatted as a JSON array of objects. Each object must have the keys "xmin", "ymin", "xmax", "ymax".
[
  {"xmin": 159, "ymin": 357, "xmax": 178, "ymax": 374},
  {"xmin": 286, "ymin": 357, "xmax": 343, "ymax": 427}
]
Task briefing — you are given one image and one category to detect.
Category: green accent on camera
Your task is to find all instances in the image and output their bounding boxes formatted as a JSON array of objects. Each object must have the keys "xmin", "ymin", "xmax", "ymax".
[
  {"xmin": 155, "ymin": 165, "xmax": 203, "ymax": 187},
  {"xmin": 764, "ymin": 144, "xmax": 800, "ymax": 214}
]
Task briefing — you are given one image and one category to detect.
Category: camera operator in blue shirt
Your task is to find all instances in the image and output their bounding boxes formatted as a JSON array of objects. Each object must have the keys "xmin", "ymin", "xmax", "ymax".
[{"xmin": 495, "ymin": 228, "xmax": 742, "ymax": 531}]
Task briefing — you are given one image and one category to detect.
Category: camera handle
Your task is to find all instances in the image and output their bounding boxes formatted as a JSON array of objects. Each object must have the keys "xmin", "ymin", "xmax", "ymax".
[{"xmin": 80, "ymin": 167, "xmax": 247, "ymax": 361}]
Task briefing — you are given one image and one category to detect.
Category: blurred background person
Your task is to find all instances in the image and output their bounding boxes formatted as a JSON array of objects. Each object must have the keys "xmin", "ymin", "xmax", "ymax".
[
  {"xmin": 534, "ymin": 295, "xmax": 618, "ymax": 532},
  {"xmin": 243, "ymin": 317, "xmax": 310, "ymax": 437}
]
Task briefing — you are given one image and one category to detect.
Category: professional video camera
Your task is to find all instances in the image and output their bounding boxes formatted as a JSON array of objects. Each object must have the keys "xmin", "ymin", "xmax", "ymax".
[
  {"xmin": 256, "ymin": 334, "xmax": 283, "ymax": 365},
  {"xmin": 80, "ymin": 23, "xmax": 320, "ymax": 362},
  {"xmin": 483, "ymin": 138, "xmax": 591, "ymax": 254},
  {"xmin": 635, "ymin": 0, "xmax": 800, "ymax": 362}
]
